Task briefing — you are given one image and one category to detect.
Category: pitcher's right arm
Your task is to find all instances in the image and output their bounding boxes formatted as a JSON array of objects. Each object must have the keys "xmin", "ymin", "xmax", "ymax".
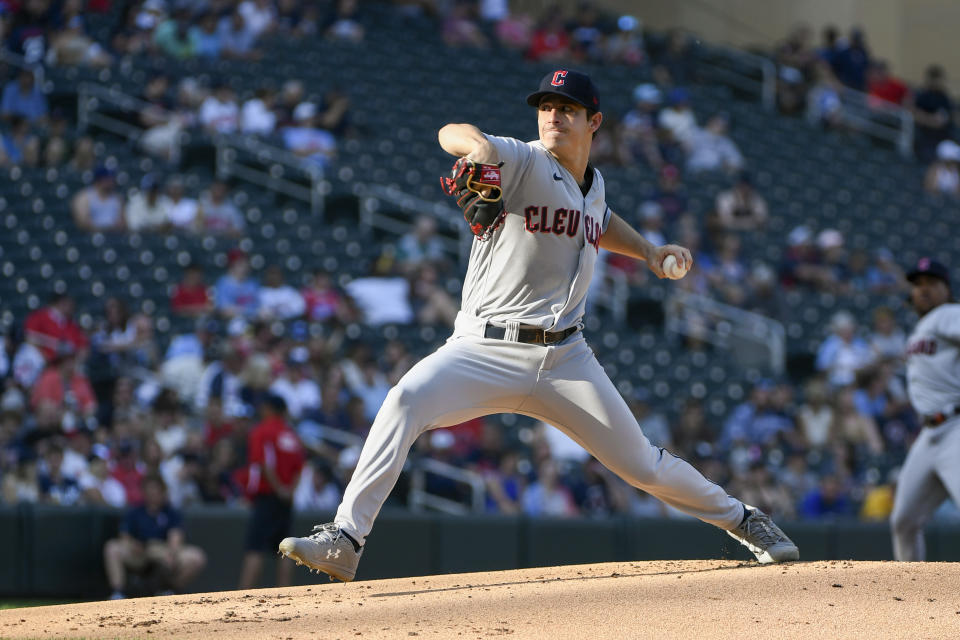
[{"xmin": 438, "ymin": 124, "xmax": 499, "ymax": 163}]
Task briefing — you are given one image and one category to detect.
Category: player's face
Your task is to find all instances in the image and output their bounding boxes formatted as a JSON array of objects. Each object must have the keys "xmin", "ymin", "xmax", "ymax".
[
  {"xmin": 910, "ymin": 274, "xmax": 950, "ymax": 315},
  {"xmin": 537, "ymin": 97, "xmax": 599, "ymax": 153}
]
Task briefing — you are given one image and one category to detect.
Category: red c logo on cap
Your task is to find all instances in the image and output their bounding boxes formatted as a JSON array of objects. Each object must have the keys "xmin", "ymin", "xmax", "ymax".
[{"xmin": 551, "ymin": 70, "xmax": 568, "ymax": 87}]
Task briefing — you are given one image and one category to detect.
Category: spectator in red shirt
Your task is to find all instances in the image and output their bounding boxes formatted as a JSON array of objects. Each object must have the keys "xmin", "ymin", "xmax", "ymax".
[
  {"xmin": 238, "ymin": 394, "xmax": 305, "ymax": 589},
  {"xmin": 170, "ymin": 265, "xmax": 212, "ymax": 317},
  {"xmin": 30, "ymin": 348, "xmax": 97, "ymax": 434},
  {"xmin": 301, "ymin": 268, "xmax": 354, "ymax": 324},
  {"xmin": 110, "ymin": 441, "xmax": 144, "ymax": 506},
  {"xmin": 24, "ymin": 293, "xmax": 88, "ymax": 362},
  {"xmin": 867, "ymin": 60, "xmax": 909, "ymax": 107},
  {"xmin": 526, "ymin": 12, "xmax": 570, "ymax": 62},
  {"xmin": 202, "ymin": 396, "xmax": 235, "ymax": 447}
]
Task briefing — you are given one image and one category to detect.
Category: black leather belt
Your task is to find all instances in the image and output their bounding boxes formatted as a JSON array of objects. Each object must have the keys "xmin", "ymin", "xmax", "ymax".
[
  {"xmin": 923, "ymin": 406, "xmax": 960, "ymax": 427},
  {"xmin": 483, "ymin": 323, "xmax": 578, "ymax": 345}
]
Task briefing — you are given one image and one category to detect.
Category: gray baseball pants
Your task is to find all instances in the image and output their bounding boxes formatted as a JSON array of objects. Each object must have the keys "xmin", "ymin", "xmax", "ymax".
[
  {"xmin": 335, "ymin": 312, "xmax": 744, "ymax": 543},
  {"xmin": 890, "ymin": 416, "xmax": 960, "ymax": 561}
]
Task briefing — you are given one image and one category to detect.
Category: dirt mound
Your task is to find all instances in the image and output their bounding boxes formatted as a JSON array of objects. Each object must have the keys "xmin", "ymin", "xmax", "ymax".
[{"xmin": 3, "ymin": 560, "xmax": 959, "ymax": 639}]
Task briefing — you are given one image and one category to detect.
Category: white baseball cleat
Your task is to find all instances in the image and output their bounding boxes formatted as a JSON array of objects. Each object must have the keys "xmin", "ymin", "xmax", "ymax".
[
  {"xmin": 727, "ymin": 506, "xmax": 800, "ymax": 564},
  {"xmin": 279, "ymin": 522, "xmax": 363, "ymax": 582}
]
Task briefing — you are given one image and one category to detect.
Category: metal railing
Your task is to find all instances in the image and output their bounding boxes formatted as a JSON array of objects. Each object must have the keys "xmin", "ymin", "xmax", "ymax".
[
  {"xmin": 77, "ymin": 81, "xmax": 182, "ymax": 160},
  {"xmin": 77, "ymin": 83, "xmax": 329, "ymax": 215},
  {"xmin": 590, "ymin": 263, "xmax": 628, "ymax": 324},
  {"xmin": 409, "ymin": 457, "xmax": 487, "ymax": 515},
  {"xmin": 357, "ymin": 184, "xmax": 468, "ymax": 267},
  {"xmin": 214, "ymin": 133, "xmax": 327, "ymax": 218},
  {"xmin": 0, "ymin": 48, "xmax": 45, "ymax": 88},
  {"xmin": 839, "ymin": 87, "xmax": 914, "ymax": 157},
  {"xmin": 664, "ymin": 290, "xmax": 786, "ymax": 375},
  {"xmin": 695, "ymin": 43, "xmax": 777, "ymax": 112},
  {"xmin": 296, "ymin": 422, "xmax": 365, "ymax": 453}
]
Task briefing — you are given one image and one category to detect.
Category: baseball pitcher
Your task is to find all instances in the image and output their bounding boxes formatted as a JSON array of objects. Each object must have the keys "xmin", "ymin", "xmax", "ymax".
[
  {"xmin": 279, "ymin": 70, "xmax": 798, "ymax": 581},
  {"xmin": 891, "ymin": 258, "xmax": 960, "ymax": 560}
]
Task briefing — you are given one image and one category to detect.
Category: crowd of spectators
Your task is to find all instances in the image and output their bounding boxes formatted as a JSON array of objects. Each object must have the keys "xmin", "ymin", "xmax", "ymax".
[
  {"xmin": 0, "ymin": 0, "xmax": 953, "ymax": 538},
  {"xmin": 768, "ymin": 22, "xmax": 960, "ymax": 196}
]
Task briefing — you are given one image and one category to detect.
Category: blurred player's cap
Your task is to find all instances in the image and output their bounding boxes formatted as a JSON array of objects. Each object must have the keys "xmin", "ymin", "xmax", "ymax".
[
  {"xmin": 937, "ymin": 139, "xmax": 960, "ymax": 162},
  {"xmin": 668, "ymin": 87, "xmax": 690, "ymax": 105},
  {"xmin": 287, "ymin": 346, "xmax": 310, "ymax": 365},
  {"xmin": 0, "ymin": 388, "xmax": 25, "ymax": 414},
  {"xmin": 640, "ymin": 200, "xmax": 663, "ymax": 220},
  {"xmin": 875, "ymin": 247, "xmax": 894, "ymax": 262},
  {"xmin": 787, "ymin": 225, "xmax": 811, "ymax": 246},
  {"xmin": 526, "ymin": 69, "xmax": 600, "ymax": 111},
  {"xmin": 829, "ymin": 310, "xmax": 856, "ymax": 331},
  {"xmin": 265, "ymin": 393, "xmax": 288, "ymax": 413},
  {"xmin": 227, "ymin": 317, "xmax": 248, "ymax": 338},
  {"xmin": 290, "ymin": 320, "xmax": 309, "ymax": 341},
  {"xmin": 196, "ymin": 316, "xmax": 220, "ymax": 334},
  {"xmin": 93, "ymin": 166, "xmax": 114, "ymax": 182},
  {"xmin": 632, "ymin": 83, "xmax": 661, "ymax": 104},
  {"xmin": 816, "ymin": 228, "xmax": 844, "ymax": 250},
  {"xmin": 140, "ymin": 173, "xmax": 160, "ymax": 191},
  {"xmin": 293, "ymin": 101, "xmax": 317, "ymax": 122},
  {"xmin": 617, "ymin": 15, "xmax": 640, "ymax": 32},
  {"xmin": 906, "ymin": 257, "xmax": 950, "ymax": 286}
]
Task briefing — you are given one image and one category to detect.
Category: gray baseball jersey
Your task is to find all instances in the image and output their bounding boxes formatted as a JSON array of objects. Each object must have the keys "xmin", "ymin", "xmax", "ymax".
[
  {"xmin": 891, "ymin": 302, "xmax": 960, "ymax": 561},
  {"xmin": 460, "ymin": 135, "xmax": 610, "ymax": 331},
  {"xmin": 905, "ymin": 303, "xmax": 960, "ymax": 415}
]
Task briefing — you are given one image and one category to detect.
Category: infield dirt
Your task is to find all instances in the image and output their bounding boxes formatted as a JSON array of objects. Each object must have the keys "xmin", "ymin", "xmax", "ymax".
[{"xmin": 2, "ymin": 560, "xmax": 959, "ymax": 639}]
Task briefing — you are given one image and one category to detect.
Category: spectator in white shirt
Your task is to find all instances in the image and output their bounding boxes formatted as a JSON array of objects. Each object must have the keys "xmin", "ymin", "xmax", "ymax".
[
  {"xmin": 218, "ymin": 9, "xmax": 260, "ymax": 60},
  {"xmin": 258, "ymin": 265, "xmax": 306, "ymax": 320},
  {"xmin": 869, "ymin": 306, "xmax": 906, "ymax": 360},
  {"xmin": 164, "ymin": 176, "xmax": 201, "ymax": 231},
  {"xmin": 79, "ymin": 455, "xmax": 127, "ymax": 507},
  {"xmin": 199, "ymin": 83, "xmax": 239, "ymax": 134},
  {"xmin": 397, "ymin": 215, "xmax": 446, "ymax": 272},
  {"xmin": 240, "ymin": 87, "xmax": 277, "ymax": 136},
  {"xmin": 293, "ymin": 459, "xmax": 342, "ymax": 511},
  {"xmin": 346, "ymin": 359, "xmax": 391, "ymax": 423},
  {"xmin": 816, "ymin": 311, "xmax": 875, "ymax": 388},
  {"xmin": 282, "ymin": 102, "xmax": 336, "ymax": 169},
  {"xmin": 269, "ymin": 346, "xmax": 321, "ymax": 420},
  {"xmin": 685, "ymin": 113, "xmax": 744, "ymax": 175},
  {"xmin": 638, "ymin": 201, "xmax": 666, "ymax": 246},
  {"xmin": 125, "ymin": 173, "xmax": 171, "ymax": 232},
  {"xmin": 238, "ymin": 0, "xmax": 276, "ymax": 39},
  {"xmin": 658, "ymin": 87, "xmax": 698, "ymax": 146},
  {"xmin": 198, "ymin": 180, "xmax": 245, "ymax": 236}
]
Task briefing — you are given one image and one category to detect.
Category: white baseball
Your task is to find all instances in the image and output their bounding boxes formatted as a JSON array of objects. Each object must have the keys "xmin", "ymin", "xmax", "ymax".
[{"xmin": 662, "ymin": 254, "xmax": 686, "ymax": 279}]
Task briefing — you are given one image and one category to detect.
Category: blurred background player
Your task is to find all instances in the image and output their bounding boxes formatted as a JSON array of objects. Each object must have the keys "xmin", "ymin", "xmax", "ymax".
[
  {"xmin": 890, "ymin": 259, "xmax": 960, "ymax": 561},
  {"xmin": 238, "ymin": 394, "xmax": 305, "ymax": 589}
]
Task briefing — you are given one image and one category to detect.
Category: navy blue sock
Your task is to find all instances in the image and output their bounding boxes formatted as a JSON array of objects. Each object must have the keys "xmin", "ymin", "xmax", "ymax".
[
  {"xmin": 341, "ymin": 530, "xmax": 362, "ymax": 553},
  {"xmin": 740, "ymin": 505, "xmax": 752, "ymax": 525}
]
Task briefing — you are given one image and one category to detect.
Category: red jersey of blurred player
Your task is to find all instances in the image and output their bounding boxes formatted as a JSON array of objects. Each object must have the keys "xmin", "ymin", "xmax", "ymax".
[
  {"xmin": 246, "ymin": 408, "xmax": 305, "ymax": 497},
  {"xmin": 239, "ymin": 396, "xmax": 305, "ymax": 590}
]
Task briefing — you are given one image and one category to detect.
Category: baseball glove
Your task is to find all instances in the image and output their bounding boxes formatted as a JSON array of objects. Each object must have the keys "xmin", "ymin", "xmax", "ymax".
[{"xmin": 440, "ymin": 158, "xmax": 506, "ymax": 241}]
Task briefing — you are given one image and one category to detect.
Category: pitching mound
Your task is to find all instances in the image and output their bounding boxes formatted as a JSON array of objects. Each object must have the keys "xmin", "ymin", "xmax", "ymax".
[{"xmin": 3, "ymin": 560, "xmax": 959, "ymax": 639}]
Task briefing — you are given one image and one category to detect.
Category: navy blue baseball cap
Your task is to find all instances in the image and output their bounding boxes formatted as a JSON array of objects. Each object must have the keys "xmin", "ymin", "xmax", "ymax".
[
  {"xmin": 526, "ymin": 69, "xmax": 600, "ymax": 111},
  {"xmin": 906, "ymin": 257, "xmax": 950, "ymax": 286}
]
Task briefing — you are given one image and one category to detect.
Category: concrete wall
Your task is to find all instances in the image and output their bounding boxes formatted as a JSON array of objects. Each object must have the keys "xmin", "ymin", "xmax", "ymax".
[
  {"xmin": 5, "ymin": 505, "xmax": 960, "ymax": 598},
  {"xmin": 513, "ymin": 0, "xmax": 960, "ymax": 91}
]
